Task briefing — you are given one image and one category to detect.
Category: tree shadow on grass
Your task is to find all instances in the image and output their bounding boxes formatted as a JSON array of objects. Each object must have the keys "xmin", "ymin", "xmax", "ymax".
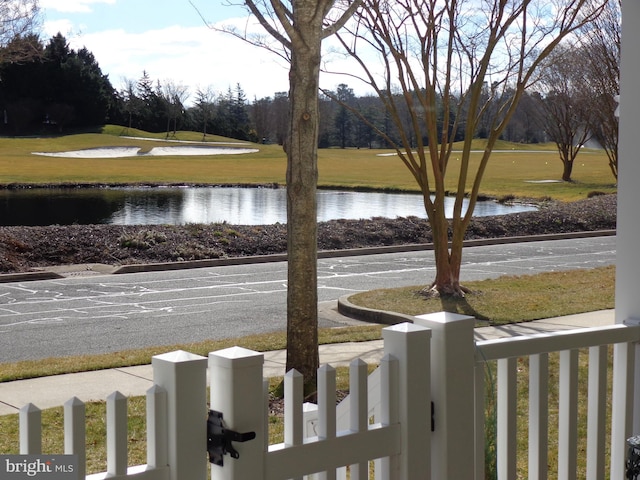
[{"xmin": 439, "ymin": 292, "xmax": 491, "ymax": 324}]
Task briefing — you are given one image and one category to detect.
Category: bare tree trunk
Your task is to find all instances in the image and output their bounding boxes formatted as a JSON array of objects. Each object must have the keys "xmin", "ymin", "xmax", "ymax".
[
  {"xmin": 285, "ymin": 39, "xmax": 320, "ymax": 391},
  {"xmin": 205, "ymin": 0, "xmax": 358, "ymax": 395},
  {"xmin": 562, "ymin": 160, "xmax": 574, "ymax": 182}
]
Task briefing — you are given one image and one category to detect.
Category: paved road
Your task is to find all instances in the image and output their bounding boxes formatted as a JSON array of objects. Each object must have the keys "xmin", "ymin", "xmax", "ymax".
[{"xmin": 0, "ymin": 235, "xmax": 616, "ymax": 363}]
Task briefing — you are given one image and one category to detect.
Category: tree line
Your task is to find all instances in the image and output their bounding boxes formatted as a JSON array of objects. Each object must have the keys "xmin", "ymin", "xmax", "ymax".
[{"xmin": 0, "ymin": 30, "xmax": 619, "ymax": 182}]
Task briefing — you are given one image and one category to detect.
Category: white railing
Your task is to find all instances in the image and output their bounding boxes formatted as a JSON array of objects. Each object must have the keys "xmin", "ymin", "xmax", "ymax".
[
  {"xmin": 475, "ymin": 321, "xmax": 640, "ymax": 480},
  {"xmin": 9, "ymin": 312, "xmax": 640, "ymax": 480},
  {"xmin": 303, "ymin": 314, "xmax": 640, "ymax": 480}
]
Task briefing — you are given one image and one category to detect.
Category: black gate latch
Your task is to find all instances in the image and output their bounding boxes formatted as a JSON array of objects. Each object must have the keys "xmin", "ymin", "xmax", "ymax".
[{"xmin": 207, "ymin": 410, "xmax": 256, "ymax": 466}]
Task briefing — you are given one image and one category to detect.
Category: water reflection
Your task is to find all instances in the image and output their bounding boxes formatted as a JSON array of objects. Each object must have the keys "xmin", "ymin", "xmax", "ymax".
[{"xmin": 0, "ymin": 187, "xmax": 537, "ymax": 226}]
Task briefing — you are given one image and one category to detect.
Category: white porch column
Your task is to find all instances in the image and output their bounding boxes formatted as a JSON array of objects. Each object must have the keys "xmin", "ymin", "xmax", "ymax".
[
  {"xmin": 615, "ymin": 0, "xmax": 640, "ymax": 458},
  {"xmin": 616, "ymin": 0, "xmax": 640, "ymax": 324}
]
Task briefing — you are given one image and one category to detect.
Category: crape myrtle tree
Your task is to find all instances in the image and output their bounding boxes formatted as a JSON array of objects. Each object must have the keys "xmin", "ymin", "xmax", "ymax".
[
  {"xmin": 330, "ymin": 0, "xmax": 607, "ymax": 297},
  {"xmin": 207, "ymin": 0, "xmax": 360, "ymax": 390},
  {"xmin": 536, "ymin": 45, "xmax": 596, "ymax": 182}
]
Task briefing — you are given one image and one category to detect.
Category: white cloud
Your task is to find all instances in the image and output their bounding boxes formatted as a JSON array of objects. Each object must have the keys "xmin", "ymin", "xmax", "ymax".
[
  {"xmin": 40, "ymin": 0, "xmax": 116, "ymax": 14},
  {"xmin": 40, "ymin": 10, "xmax": 367, "ymax": 103},
  {"xmin": 65, "ymin": 23, "xmax": 291, "ymax": 101},
  {"xmin": 43, "ymin": 19, "xmax": 77, "ymax": 37}
]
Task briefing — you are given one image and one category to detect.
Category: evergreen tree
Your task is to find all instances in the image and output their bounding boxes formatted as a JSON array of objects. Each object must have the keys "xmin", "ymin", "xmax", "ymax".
[
  {"xmin": 332, "ymin": 84, "xmax": 355, "ymax": 148},
  {"xmin": 230, "ymin": 84, "xmax": 251, "ymax": 140},
  {"xmin": 0, "ymin": 32, "xmax": 115, "ymax": 133}
]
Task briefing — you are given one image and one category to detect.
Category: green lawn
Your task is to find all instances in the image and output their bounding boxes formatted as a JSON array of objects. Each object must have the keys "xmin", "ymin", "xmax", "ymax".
[
  {"xmin": 348, "ymin": 266, "xmax": 615, "ymax": 325},
  {"xmin": 0, "ymin": 127, "xmax": 616, "ymax": 202}
]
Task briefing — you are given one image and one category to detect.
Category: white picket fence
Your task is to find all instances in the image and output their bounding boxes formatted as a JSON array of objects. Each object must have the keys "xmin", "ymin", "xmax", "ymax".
[{"xmin": 13, "ymin": 312, "xmax": 640, "ymax": 479}]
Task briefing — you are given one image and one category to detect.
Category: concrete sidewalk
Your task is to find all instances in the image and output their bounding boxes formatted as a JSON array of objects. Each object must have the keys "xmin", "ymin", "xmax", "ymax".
[{"xmin": 0, "ymin": 309, "xmax": 615, "ymax": 416}]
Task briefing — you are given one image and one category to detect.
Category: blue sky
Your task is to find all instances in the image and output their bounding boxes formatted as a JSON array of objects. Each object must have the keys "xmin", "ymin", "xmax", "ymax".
[{"xmin": 39, "ymin": 0, "xmax": 292, "ymax": 102}]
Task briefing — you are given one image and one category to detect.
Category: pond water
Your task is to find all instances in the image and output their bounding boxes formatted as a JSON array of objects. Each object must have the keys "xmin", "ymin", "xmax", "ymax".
[{"xmin": 0, "ymin": 187, "xmax": 537, "ymax": 226}]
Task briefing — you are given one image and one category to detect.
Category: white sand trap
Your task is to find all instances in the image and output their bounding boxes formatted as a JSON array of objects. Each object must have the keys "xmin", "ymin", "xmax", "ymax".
[
  {"xmin": 145, "ymin": 146, "xmax": 258, "ymax": 156},
  {"xmin": 33, "ymin": 145, "xmax": 259, "ymax": 158},
  {"xmin": 524, "ymin": 179, "xmax": 563, "ymax": 183},
  {"xmin": 33, "ymin": 146, "xmax": 141, "ymax": 158}
]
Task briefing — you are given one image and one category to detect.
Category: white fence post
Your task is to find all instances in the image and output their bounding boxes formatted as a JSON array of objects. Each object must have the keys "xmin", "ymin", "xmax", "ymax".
[
  {"xmin": 209, "ymin": 346, "xmax": 265, "ymax": 480},
  {"xmin": 413, "ymin": 312, "xmax": 476, "ymax": 480},
  {"xmin": 152, "ymin": 350, "xmax": 208, "ymax": 480},
  {"xmin": 382, "ymin": 322, "xmax": 432, "ymax": 480}
]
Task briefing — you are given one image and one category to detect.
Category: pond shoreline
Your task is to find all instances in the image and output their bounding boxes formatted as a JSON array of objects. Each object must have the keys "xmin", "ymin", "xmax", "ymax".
[
  {"xmin": 0, "ymin": 184, "xmax": 536, "ymax": 227},
  {"xmin": 0, "ymin": 194, "xmax": 616, "ymax": 274},
  {"xmin": 0, "ymin": 182, "xmax": 516, "ymax": 206}
]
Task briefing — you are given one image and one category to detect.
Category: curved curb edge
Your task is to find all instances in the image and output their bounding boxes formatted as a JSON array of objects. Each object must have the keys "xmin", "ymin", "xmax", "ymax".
[{"xmin": 337, "ymin": 294, "xmax": 416, "ymax": 325}]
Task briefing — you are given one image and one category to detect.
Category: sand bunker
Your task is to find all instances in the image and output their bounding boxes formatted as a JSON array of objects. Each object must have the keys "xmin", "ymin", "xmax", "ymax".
[
  {"xmin": 524, "ymin": 179, "xmax": 563, "ymax": 183},
  {"xmin": 33, "ymin": 145, "xmax": 259, "ymax": 158}
]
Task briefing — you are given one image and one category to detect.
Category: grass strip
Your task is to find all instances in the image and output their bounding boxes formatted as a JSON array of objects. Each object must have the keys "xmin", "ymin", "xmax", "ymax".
[
  {"xmin": 0, "ymin": 326, "xmax": 383, "ymax": 383},
  {"xmin": 348, "ymin": 265, "xmax": 615, "ymax": 324}
]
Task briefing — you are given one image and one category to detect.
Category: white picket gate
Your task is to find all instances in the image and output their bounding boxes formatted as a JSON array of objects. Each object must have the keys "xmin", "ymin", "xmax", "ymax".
[{"xmin": 208, "ymin": 322, "xmax": 431, "ymax": 480}]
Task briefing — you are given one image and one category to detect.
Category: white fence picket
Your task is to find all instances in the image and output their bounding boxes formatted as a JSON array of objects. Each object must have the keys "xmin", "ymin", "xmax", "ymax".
[
  {"xmin": 106, "ymin": 391, "xmax": 128, "ymax": 477},
  {"xmin": 349, "ymin": 359, "xmax": 368, "ymax": 480},
  {"xmin": 558, "ymin": 349, "xmax": 579, "ymax": 480},
  {"xmin": 497, "ymin": 357, "xmax": 517, "ymax": 480},
  {"xmin": 145, "ymin": 385, "xmax": 168, "ymax": 469},
  {"xmin": 586, "ymin": 346, "xmax": 607, "ymax": 480},
  {"xmin": 317, "ymin": 364, "xmax": 337, "ymax": 480},
  {"xmin": 528, "ymin": 353, "xmax": 549, "ymax": 480},
  {"xmin": 19, "ymin": 403, "xmax": 41, "ymax": 454},
  {"xmin": 610, "ymin": 341, "xmax": 636, "ymax": 480},
  {"xmin": 64, "ymin": 396, "xmax": 86, "ymax": 479},
  {"xmin": 376, "ymin": 353, "xmax": 399, "ymax": 480},
  {"xmin": 284, "ymin": 369, "xmax": 304, "ymax": 480}
]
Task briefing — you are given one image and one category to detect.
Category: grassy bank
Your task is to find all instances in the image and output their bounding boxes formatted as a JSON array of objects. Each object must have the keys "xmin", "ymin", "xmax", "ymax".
[{"xmin": 0, "ymin": 127, "xmax": 616, "ymax": 201}]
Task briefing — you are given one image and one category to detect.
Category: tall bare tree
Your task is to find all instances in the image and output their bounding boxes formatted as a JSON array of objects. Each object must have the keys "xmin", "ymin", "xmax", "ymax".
[
  {"xmin": 194, "ymin": 85, "xmax": 216, "ymax": 140},
  {"xmin": 159, "ymin": 80, "xmax": 189, "ymax": 138},
  {"xmin": 0, "ymin": 0, "xmax": 40, "ymax": 64},
  {"xmin": 580, "ymin": 0, "xmax": 620, "ymax": 180},
  {"xmin": 537, "ymin": 45, "xmax": 596, "ymax": 182},
  {"xmin": 329, "ymin": 0, "xmax": 607, "ymax": 297},
  {"xmin": 194, "ymin": 0, "xmax": 359, "ymax": 389}
]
